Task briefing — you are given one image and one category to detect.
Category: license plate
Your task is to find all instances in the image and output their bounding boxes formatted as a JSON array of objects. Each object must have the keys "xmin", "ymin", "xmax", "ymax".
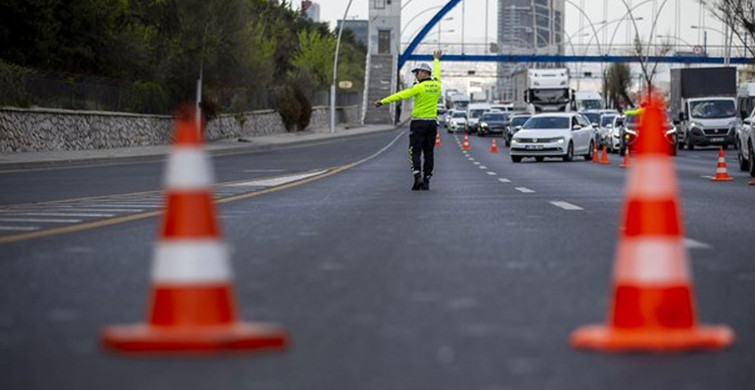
[
  {"xmin": 711, "ymin": 137, "xmax": 724, "ymax": 142},
  {"xmin": 525, "ymin": 145, "xmax": 544, "ymax": 150}
]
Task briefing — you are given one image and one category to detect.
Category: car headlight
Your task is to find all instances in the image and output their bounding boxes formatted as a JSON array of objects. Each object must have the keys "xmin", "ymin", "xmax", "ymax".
[
  {"xmin": 480, "ymin": 122, "xmax": 488, "ymax": 128},
  {"xmin": 556, "ymin": 137, "xmax": 565, "ymax": 144},
  {"xmin": 511, "ymin": 139, "xmax": 519, "ymax": 144},
  {"xmin": 625, "ymin": 129, "xmax": 638, "ymax": 136}
]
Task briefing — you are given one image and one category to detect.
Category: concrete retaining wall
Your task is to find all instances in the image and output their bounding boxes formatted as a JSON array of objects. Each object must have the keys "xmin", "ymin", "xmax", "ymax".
[{"xmin": 0, "ymin": 105, "xmax": 360, "ymax": 152}]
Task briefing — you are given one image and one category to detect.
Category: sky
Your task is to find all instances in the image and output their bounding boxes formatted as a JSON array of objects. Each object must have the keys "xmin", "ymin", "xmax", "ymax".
[{"xmin": 298, "ymin": 0, "xmax": 735, "ymax": 54}]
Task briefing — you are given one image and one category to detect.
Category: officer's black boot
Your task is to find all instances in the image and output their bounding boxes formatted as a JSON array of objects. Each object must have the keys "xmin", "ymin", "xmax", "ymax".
[
  {"xmin": 411, "ymin": 173, "xmax": 424, "ymax": 191},
  {"xmin": 421, "ymin": 175, "xmax": 431, "ymax": 190}
]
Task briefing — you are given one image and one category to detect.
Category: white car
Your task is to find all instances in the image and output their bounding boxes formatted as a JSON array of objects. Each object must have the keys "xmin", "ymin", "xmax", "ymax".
[
  {"xmin": 447, "ymin": 111, "xmax": 468, "ymax": 133},
  {"xmin": 606, "ymin": 115, "xmax": 625, "ymax": 153},
  {"xmin": 736, "ymin": 107, "xmax": 755, "ymax": 177},
  {"xmin": 598, "ymin": 112, "xmax": 619, "ymax": 148},
  {"xmin": 510, "ymin": 113, "xmax": 595, "ymax": 162}
]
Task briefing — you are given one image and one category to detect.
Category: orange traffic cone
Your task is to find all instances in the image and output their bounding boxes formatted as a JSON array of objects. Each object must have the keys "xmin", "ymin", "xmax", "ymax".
[
  {"xmin": 619, "ymin": 148, "xmax": 631, "ymax": 168},
  {"xmin": 570, "ymin": 93, "xmax": 734, "ymax": 352},
  {"xmin": 711, "ymin": 147, "xmax": 733, "ymax": 182},
  {"xmin": 102, "ymin": 106, "xmax": 288, "ymax": 354},
  {"xmin": 463, "ymin": 134, "xmax": 470, "ymax": 151},
  {"xmin": 592, "ymin": 143, "xmax": 599, "ymax": 164},
  {"xmin": 490, "ymin": 138, "xmax": 498, "ymax": 153},
  {"xmin": 749, "ymin": 177, "xmax": 755, "ymax": 186},
  {"xmin": 435, "ymin": 132, "xmax": 442, "ymax": 147},
  {"xmin": 599, "ymin": 145, "xmax": 610, "ymax": 165}
]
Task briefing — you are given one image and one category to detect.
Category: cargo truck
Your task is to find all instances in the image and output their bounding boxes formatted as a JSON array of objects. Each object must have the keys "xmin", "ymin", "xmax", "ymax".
[
  {"xmin": 511, "ymin": 68, "xmax": 573, "ymax": 114},
  {"xmin": 670, "ymin": 67, "xmax": 738, "ymax": 150}
]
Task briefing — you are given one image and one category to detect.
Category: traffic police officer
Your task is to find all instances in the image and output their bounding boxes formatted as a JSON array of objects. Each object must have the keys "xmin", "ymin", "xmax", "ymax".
[{"xmin": 374, "ymin": 50, "xmax": 443, "ymax": 190}]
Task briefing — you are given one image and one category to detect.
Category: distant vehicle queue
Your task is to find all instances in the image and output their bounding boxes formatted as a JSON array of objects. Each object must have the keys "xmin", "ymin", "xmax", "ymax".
[{"xmin": 431, "ymin": 65, "xmax": 754, "ymax": 172}]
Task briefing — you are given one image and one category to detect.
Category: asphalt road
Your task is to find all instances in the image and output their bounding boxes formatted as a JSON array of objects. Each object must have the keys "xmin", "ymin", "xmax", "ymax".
[{"xmin": 1, "ymin": 127, "xmax": 754, "ymax": 389}]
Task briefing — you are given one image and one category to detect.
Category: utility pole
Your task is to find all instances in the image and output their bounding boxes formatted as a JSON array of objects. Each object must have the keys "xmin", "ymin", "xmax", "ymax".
[{"xmin": 331, "ymin": 0, "xmax": 354, "ymax": 134}]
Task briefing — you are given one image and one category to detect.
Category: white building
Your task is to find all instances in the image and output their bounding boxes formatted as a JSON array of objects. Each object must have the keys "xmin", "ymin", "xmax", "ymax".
[{"xmin": 301, "ymin": 0, "xmax": 320, "ymax": 22}]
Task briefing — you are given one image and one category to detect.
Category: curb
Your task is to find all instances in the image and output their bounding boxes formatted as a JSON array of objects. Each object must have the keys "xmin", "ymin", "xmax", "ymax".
[{"xmin": 0, "ymin": 124, "xmax": 404, "ymax": 171}]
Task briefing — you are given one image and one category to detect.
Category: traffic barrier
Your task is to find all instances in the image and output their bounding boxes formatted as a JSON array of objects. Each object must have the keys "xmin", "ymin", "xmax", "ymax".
[
  {"xmin": 570, "ymin": 93, "xmax": 734, "ymax": 352},
  {"xmin": 619, "ymin": 148, "xmax": 631, "ymax": 168},
  {"xmin": 490, "ymin": 138, "xmax": 498, "ymax": 153},
  {"xmin": 711, "ymin": 147, "xmax": 733, "ymax": 182},
  {"xmin": 592, "ymin": 143, "xmax": 599, "ymax": 164},
  {"xmin": 101, "ymin": 105, "xmax": 288, "ymax": 354},
  {"xmin": 599, "ymin": 145, "xmax": 610, "ymax": 165},
  {"xmin": 435, "ymin": 132, "xmax": 442, "ymax": 147},
  {"xmin": 463, "ymin": 134, "xmax": 470, "ymax": 151}
]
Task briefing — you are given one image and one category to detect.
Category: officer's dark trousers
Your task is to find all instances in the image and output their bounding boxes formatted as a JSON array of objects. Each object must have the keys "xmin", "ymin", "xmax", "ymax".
[{"xmin": 408, "ymin": 119, "xmax": 437, "ymax": 177}]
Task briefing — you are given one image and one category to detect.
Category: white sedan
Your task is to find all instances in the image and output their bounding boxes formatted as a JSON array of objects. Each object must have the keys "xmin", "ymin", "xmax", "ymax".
[{"xmin": 510, "ymin": 113, "xmax": 596, "ymax": 162}]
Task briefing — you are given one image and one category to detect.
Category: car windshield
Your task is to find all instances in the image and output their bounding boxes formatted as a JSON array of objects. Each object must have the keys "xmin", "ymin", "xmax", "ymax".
[
  {"xmin": 582, "ymin": 112, "xmax": 601, "ymax": 124},
  {"xmin": 522, "ymin": 116, "xmax": 570, "ymax": 129},
  {"xmin": 453, "ymin": 112, "xmax": 466, "ymax": 118},
  {"xmin": 482, "ymin": 113, "xmax": 506, "ymax": 121},
  {"xmin": 578, "ymin": 99, "xmax": 603, "ymax": 110},
  {"xmin": 689, "ymin": 100, "xmax": 736, "ymax": 119},
  {"xmin": 469, "ymin": 109, "xmax": 486, "ymax": 118},
  {"xmin": 510, "ymin": 116, "xmax": 530, "ymax": 127},
  {"xmin": 600, "ymin": 115, "xmax": 616, "ymax": 126}
]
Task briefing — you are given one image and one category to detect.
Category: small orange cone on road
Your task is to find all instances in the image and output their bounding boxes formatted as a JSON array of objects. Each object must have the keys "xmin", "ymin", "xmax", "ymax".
[
  {"xmin": 592, "ymin": 143, "xmax": 599, "ymax": 164},
  {"xmin": 463, "ymin": 134, "xmax": 470, "ymax": 151},
  {"xmin": 570, "ymin": 93, "xmax": 734, "ymax": 352},
  {"xmin": 749, "ymin": 177, "xmax": 755, "ymax": 186},
  {"xmin": 619, "ymin": 148, "xmax": 631, "ymax": 168},
  {"xmin": 490, "ymin": 138, "xmax": 498, "ymax": 153},
  {"xmin": 599, "ymin": 145, "xmax": 610, "ymax": 165},
  {"xmin": 435, "ymin": 132, "xmax": 442, "ymax": 147},
  {"xmin": 711, "ymin": 147, "xmax": 733, "ymax": 182},
  {"xmin": 101, "ymin": 105, "xmax": 288, "ymax": 354}
]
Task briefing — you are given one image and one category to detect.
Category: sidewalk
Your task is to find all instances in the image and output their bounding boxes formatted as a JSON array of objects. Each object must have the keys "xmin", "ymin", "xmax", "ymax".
[{"xmin": 0, "ymin": 123, "xmax": 401, "ymax": 170}]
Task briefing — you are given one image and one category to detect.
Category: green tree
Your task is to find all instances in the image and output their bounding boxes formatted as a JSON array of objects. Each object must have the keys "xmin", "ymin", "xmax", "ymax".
[{"xmin": 604, "ymin": 63, "xmax": 634, "ymax": 110}]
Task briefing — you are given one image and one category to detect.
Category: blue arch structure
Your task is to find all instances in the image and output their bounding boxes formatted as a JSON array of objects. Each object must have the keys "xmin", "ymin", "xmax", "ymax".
[{"xmin": 398, "ymin": 0, "xmax": 753, "ymax": 69}]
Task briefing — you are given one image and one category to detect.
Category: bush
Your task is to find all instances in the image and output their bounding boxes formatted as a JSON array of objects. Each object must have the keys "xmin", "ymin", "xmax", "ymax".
[{"xmin": 273, "ymin": 84, "xmax": 312, "ymax": 132}]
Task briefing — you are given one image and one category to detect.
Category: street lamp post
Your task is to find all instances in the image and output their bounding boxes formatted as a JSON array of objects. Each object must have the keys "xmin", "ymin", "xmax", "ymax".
[{"xmin": 330, "ymin": 0, "xmax": 354, "ymax": 134}]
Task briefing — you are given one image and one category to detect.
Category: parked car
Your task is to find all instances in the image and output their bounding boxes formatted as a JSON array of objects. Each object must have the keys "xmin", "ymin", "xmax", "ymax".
[
  {"xmin": 735, "ymin": 107, "xmax": 755, "ymax": 177},
  {"xmin": 510, "ymin": 113, "xmax": 595, "ymax": 162},
  {"xmin": 477, "ymin": 111, "xmax": 509, "ymax": 137},
  {"xmin": 447, "ymin": 110, "xmax": 468, "ymax": 133},
  {"xmin": 504, "ymin": 113, "xmax": 531, "ymax": 146}
]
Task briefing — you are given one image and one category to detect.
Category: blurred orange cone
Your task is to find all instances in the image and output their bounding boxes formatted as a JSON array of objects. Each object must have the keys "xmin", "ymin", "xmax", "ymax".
[
  {"xmin": 490, "ymin": 138, "xmax": 498, "ymax": 153},
  {"xmin": 711, "ymin": 147, "xmax": 733, "ymax": 182},
  {"xmin": 599, "ymin": 145, "xmax": 610, "ymax": 165},
  {"xmin": 463, "ymin": 134, "xmax": 470, "ymax": 151},
  {"xmin": 619, "ymin": 148, "xmax": 631, "ymax": 168},
  {"xmin": 592, "ymin": 143, "xmax": 599, "ymax": 164},
  {"xmin": 435, "ymin": 132, "xmax": 442, "ymax": 147},
  {"xmin": 749, "ymin": 177, "xmax": 755, "ymax": 186},
  {"xmin": 570, "ymin": 94, "xmax": 734, "ymax": 352},
  {"xmin": 102, "ymin": 106, "xmax": 288, "ymax": 354}
]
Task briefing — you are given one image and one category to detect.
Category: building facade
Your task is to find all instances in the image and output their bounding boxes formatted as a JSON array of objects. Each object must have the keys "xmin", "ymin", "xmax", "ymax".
[
  {"xmin": 337, "ymin": 20, "xmax": 369, "ymax": 48},
  {"xmin": 497, "ymin": 0, "xmax": 565, "ymax": 101},
  {"xmin": 301, "ymin": 0, "xmax": 320, "ymax": 22}
]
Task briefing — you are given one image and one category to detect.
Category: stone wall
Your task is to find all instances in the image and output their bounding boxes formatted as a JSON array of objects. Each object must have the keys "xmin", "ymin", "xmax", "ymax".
[
  {"xmin": 308, "ymin": 105, "xmax": 361, "ymax": 132},
  {"xmin": 0, "ymin": 105, "xmax": 359, "ymax": 152}
]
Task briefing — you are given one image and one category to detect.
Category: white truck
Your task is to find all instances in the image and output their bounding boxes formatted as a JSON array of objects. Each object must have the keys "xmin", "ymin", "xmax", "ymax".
[
  {"xmin": 447, "ymin": 93, "xmax": 470, "ymax": 111},
  {"xmin": 573, "ymin": 91, "xmax": 605, "ymax": 111},
  {"xmin": 511, "ymin": 68, "xmax": 573, "ymax": 114},
  {"xmin": 736, "ymin": 82, "xmax": 755, "ymax": 176},
  {"xmin": 670, "ymin": 67, "xmax": 738, "ymax": 150}
]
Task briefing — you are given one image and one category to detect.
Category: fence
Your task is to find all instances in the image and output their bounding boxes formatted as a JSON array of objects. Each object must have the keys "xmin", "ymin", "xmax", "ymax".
[{"xmin": 0, "ymin": 65, "xmax": 363, "ymax": 115}]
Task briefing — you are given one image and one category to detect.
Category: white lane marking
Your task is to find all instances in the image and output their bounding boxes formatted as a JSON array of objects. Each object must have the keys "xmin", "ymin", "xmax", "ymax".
[
  {"xmin": 86, "ymin": 204, "xmax": 160, "ymax": 208},
  {"xmin": 241, "ymin": 169, "xmax": 287, "ymax": 173},
  {"xmin": 684, "ymin": 238, "xmax": 713, "ymax": 250},
  {"xmin": 0, "ymin": 212, "xmax": 115, "ymax": 217},
  {"xmin": 0, "ymin": 226, "xmax": 40, "ymax": 231},
  {"xmin": 468, "ymin": 158, "xmax": 475, "ymax": 161},
  {"xmin": 486, "ymin": 172, "xmax": 497, "ymax": 175},
  {"xmin": 515, "ymin": 187, "xmax": 536, "ymax": 193},
  {"xmin": 498, "ymin": 178, "xmax": 512, "ymax": 183},
  {"xmin": 701, "ymin": 175, "xmax": 715, "ymax": 180},
  {"xmin": 473, "ymin": 162, "xmax": 481, "ymax": 165},
  {"xmin": 27, "ymin": 208, "xmax": 146, "ymax": 213},
  {"xmin": 479, "ymin": 166, "xmax": 488, "ymax": 169},
  {"xmin": 227, "ymin": 170, "xmax": 327, "ymax": 187},
  {"xmin": 0, "ymin": 218, "xmax": 82, "ymax": 223},
  {"xmin": 550, "ymin": 201, "xmax": 584, "ymax": 210}
]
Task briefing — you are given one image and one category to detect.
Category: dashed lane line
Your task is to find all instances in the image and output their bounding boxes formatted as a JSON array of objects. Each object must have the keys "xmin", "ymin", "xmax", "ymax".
[
  {"xmin": 550, "ymin": 201, "xmax": 584, "ymax": 210},
  {"xmin": 473, "ymin": 162, "xmax": 480, "ymax": 165},
  {"xmin": 515, "ymin": 187, "xmax": 536, "ymax": 193},
  {"xmin": 498, "ymin": 178, "xmax": 512, "ymax": 183},
  {"xmin": 479, "ymin": 166, "xmax": 488, "ymax": 169},
  {"xmin": 0, "ymin": 226, "xmax": 39, "ymax": 231},
  {"xmin": 0, "ymin": 212, "xmax": 116, "ymax": 218},
  {"xmin": 0, "ymin": 218, "xmax": 83, "ymax": 223},
  {"xmin": 684, "ymin": 238, "xmax": 713, "ymax": 250},
  {"xmin": 486, "ymin": 172, "xmax": 497, "ymax": 176}
]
